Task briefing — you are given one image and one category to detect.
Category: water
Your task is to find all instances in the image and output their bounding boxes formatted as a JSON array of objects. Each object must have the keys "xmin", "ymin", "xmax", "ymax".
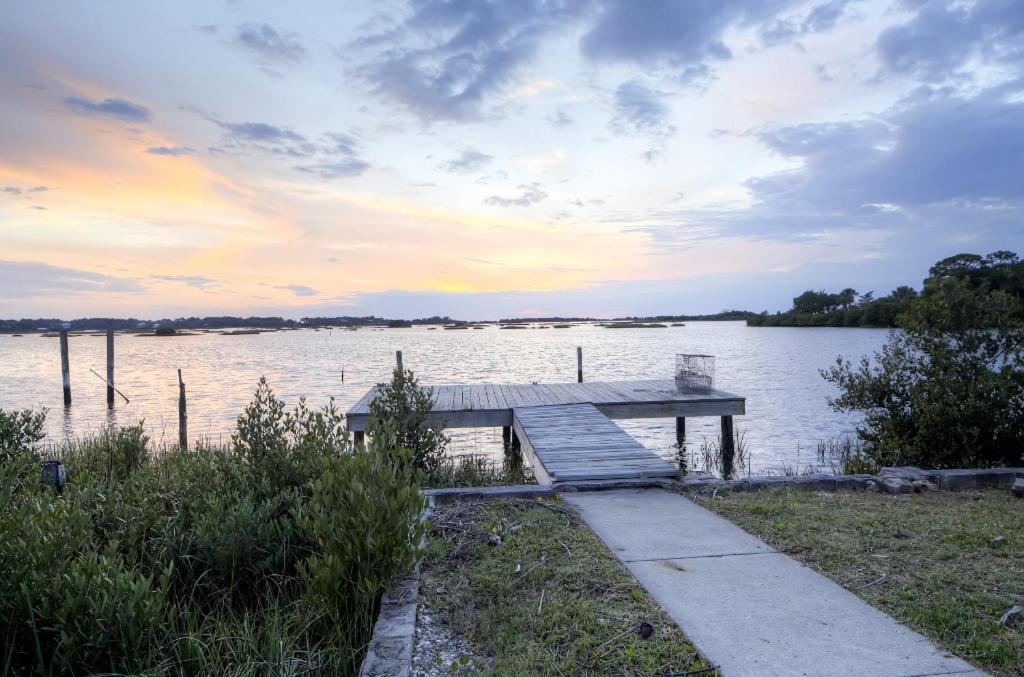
[{"xmin": 0, "ymin": 322, "xmax": 888, "ymax": 472}]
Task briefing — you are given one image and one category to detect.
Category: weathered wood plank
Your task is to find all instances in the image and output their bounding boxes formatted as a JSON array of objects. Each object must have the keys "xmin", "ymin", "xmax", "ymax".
[{"xmin": 513, "ymin": 403, "xmax": 678, "ymax": 483}]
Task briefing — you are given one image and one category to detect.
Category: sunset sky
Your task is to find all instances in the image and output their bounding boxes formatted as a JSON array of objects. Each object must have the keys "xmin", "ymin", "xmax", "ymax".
[{"xmin": 2, "ymin": 0, "xmax": 1023, "ymax": 320}]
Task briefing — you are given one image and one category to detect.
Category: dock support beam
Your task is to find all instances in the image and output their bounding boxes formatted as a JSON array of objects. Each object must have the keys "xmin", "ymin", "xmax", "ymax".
[
  {"xmin": 396, "ymin": 350, "xmax": 403, "ymax": 373},
  {"xmin": 502, "ymin": 426, "xmax": 512, "ymax": 452},
  {"xmin": 577, "ymin": 346, "xmax": 583, "ymax": 382},
  {"xmin": 720, "ymin": 415, "xmax": 735, "ymax": 479},
  {"xmin": 105, "ymin": 327, "xmax": 115, "ymax": 408},
  {"xmin": 59, "ymin": 329, "xmax": 71, "ymax": 406},
  {"xmin": 675, "ymin": 417, "xmax": 685, "ymax": 446}
]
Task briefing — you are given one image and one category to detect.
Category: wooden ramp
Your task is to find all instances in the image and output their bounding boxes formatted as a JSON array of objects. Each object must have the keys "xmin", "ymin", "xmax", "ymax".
[{"xmin": 512, "ymin": 404, "xmax": 679, "ymax": 484}]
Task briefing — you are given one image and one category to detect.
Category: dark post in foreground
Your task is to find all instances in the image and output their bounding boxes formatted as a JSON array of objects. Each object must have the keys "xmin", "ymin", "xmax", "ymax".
[
  {"xmin": 506, "ymin": 427, "xmax": 522, "ymax": 468},
  {"xmin": 720, "ymin": 415, "xmax": 735, "ymax": 479},
  {"xmin": 502, "ymin": 426, "xmax": 512, "ymax": 453},
  {"xmin": 577, "ymin": 346, "xmax": 583, "ymax": 382},
  {"xmin": 396, "ymin": 350, "xmax": 403, "ymax": 374},
  {"xmin": 675, "ymin": 417, "xmax": 685, "ymax": 446},
  {"xmin": 59, "ymin": 329, "xmax": 71, "ymax": 406},
  {"xmin": 177, "ymin": 369, "xmax": 187, "ymax": 450},
  {"xmin": 105, "ymin": 327, "xmax": 115, "ymax": 408}
]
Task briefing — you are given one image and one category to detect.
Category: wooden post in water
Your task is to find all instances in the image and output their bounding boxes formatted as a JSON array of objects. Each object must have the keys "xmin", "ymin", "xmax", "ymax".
[
  {"xmin": 395, "ymin": 350, "xmax": 403, "ymax": 374},
  {"xmin": 720, "ymin": 415, "xmax": 735, "ymax": 479},
  {"xmin": 59, "ymin": 329, "xmax": 71, "ymax": 406},
  {"xmin": 177, "ymin": 369, "xmax": 188, "ymax": 451},
  {"xmin": 675, "ymin": 417, "xmax": 685, "ymax": 446},
  {"xmin": 105, "ymin": 326, "xmax": 115, "ymax": 408},
  {"xmin": 502, "ymin": 426, "xmax": 512, "ymax": 453},
  {"xmin": 577, "ymin": 346, "xmax": 583, "ymax": 383}
]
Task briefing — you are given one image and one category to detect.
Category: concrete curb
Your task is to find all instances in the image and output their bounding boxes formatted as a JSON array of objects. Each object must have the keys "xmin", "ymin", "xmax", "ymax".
[
  {"xmin": 359, "ymin": 567, "xmax": 420, "ymax": 677},
  {"xmin": 679, "ymin": 466, "xmax": 1024, "ymax": 495}
]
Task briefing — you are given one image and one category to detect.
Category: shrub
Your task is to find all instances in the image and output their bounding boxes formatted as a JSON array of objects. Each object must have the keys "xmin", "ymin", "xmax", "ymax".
[
  {"xmin": 1, "ymin": 378, "xmax": 427, "ymax": 675},
  {"xmin": 368, "ymin": 367, "xmax": 448, "ymax": 472},
  {"xmin": 298, "ymin": 421, "xmax": 426, "ymax": 669},
  {"xmin": 0, "ymin": 407, "xmax": 45, "ymax": 465},
  {"xmin": 824, "ymin": 277, "xmax": 1024, "ymax": 469}
]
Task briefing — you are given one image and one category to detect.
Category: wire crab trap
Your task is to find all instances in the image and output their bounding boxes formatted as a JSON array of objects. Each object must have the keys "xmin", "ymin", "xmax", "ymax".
[{"xmin": 675, "ymin": 354, "xmax": 715, "ymax": 393}]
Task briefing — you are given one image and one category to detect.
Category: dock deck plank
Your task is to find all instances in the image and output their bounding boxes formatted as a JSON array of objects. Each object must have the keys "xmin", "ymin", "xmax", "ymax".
[{"xmin": 513, "ymin": 403, "xmax": 679, "ymax": 484}]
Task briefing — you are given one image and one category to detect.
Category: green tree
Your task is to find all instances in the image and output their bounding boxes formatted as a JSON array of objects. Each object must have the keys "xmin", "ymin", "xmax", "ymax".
[
  {"xmin": 823, "ymin": 277, "xmax": 1024, "ymax": 468},
  {"xmin": 367, "ymin": 368, "xmax": 448, "ymax": 472}
]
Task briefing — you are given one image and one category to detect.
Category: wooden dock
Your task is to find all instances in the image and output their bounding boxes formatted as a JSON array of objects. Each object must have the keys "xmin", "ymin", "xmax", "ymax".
[
  {"xmin": 345, "ymin": 379, "xmax": 743, "ymax": 431},
  {"xmin": 513, "ymin": 404, "xmax": 679, "ymax": 483},
  {"xmin": 346, "ymin": 378, "xmax": 745, "ymax": 484}
]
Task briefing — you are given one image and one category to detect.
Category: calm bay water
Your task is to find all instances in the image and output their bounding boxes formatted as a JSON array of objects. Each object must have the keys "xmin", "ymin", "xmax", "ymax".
[{"xmin": 0, "ymin": 322, "xmax": 888, "ymax": 472}]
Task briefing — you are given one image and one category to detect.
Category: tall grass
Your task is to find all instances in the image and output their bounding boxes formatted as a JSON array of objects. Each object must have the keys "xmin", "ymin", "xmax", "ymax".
[{"xmin": 0, "ymin": 377, "xmax": 426, "ymax": 676}]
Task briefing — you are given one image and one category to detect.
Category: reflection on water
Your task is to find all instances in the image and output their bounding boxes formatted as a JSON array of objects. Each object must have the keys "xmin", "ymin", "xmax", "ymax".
[{"xmin": 0, "ymin": 322, "xmax": 889, "ymax": 472}]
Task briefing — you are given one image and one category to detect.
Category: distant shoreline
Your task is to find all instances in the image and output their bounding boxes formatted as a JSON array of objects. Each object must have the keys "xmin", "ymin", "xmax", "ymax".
[{"xmin": 0, "ymin": 311, "xmax": 758, "ymax": 333}]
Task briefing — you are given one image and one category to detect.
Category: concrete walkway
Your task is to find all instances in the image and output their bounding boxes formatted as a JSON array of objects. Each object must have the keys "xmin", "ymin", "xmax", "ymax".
[{"xmin": 562, "ymin": 489, "xmax": 984, "ymax": 677}]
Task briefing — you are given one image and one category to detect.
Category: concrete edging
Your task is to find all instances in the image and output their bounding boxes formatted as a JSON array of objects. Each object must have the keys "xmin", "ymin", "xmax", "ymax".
[
  {"xmin": 680, "ymin": 466, "xmax": 1024, "ymax": 495},
  {"xmin": 359, "ymin": 567, "xmax": 420, "ymax": 677}
]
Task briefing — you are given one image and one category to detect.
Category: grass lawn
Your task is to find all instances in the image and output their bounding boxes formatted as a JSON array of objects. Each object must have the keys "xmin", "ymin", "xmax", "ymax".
[
  {"xmin": 689, "ymin": 488, "xmax": 1024, "ymax": 676},
  {"xmin": 417, "ymin": 498, "xmax": 713, "ymax": 676}
]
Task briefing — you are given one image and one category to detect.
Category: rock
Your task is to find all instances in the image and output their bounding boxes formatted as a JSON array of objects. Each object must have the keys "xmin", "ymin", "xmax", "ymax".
[
  {"xmin": 998, "ymin": 605, "xmax": 1023, "ymax": 627},
  {"xmin": 865, "ymin": 480, "xmax": 880, "ymax": 492},
  {"xmin": 836, "ymin": 474, "xmax": 874, "ymax": 491},
  {"xmin": 991, "ymin": 535, "xmax": 1007, "ymax": 547},
  {"xmin": 911, "ymin": 480, "xmax": 936, "ymax": 493},
  {"xmin": 1012, "ymin": 478, "xmax": 1024, "ymax": 498},
  {"xmin": 488, "ymin": 534, "xmax": 502, "ymax": 546},
  {"xmin": 878, "ymin": 476, "xmax": 913, "ymax": 494},
  {"xmin": 638, "ymin": 621, "xmax": 654, "ymax": 639}
]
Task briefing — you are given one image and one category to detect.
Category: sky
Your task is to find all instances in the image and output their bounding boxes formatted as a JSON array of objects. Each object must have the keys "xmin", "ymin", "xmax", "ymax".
[{"xmin": 1, "ymin": 0, "xmax": 1023, "ymax": 320}]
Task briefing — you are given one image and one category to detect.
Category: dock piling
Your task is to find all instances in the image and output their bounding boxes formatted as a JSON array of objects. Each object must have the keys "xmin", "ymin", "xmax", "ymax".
[
  {"xmin": 720, "ymin": 415, "xmax": 735, "ymax": 479},
  {"xmin": 59, "ymin": 329, "xmax": 71, "ymax": 406},
  {"xmin": 396, "ymin": 350, "xmax": 403, "ymax": 373},
  {"xmin": 105, "ymin": 327, "xmax": 115, "ymax": 408},
  {"xmin": 577, "ymin": 346, "xmax": 583, "ymax": 382},
  {"xmin": 178, "ymin": 369, "xmax": 188, "ymax": 450},
  {"xmin": 675, "ymin": 417, "xmax": 685, "ymax": 446}
]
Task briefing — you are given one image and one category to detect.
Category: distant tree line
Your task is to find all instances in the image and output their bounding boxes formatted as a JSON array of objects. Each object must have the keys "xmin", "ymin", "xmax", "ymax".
[
  {"xmin": 497, "ymin": 310, "xmax": 757, "ymax": 323},
  {"xmin": 748, "ymin": 251, "xmax": 1024, "ymax": 328}
]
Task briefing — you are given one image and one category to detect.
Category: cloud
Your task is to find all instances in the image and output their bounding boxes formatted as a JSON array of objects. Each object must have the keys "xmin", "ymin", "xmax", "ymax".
[
  {"xmin": 0, "ymin": 261, "xmax": 143, "ymax": 298},
  {"xmin": 233, "ymin": 22, "xmax": 306, "ymax": 64},
  {"xmin": 877, "ymin": 0, "xmax": 1024, "ymax": 82},
  {"xmin": 2, "ymin": 185, "xmax": 49, "ymax": 197},
  {"xmin": 581, "ymin": 0, "xmax": 792, "ymax": 67},
  {"xmin": 64, "ymin": 96, "xmax": 152, "ymax": 123},
  {"xmin": 149, "ymin": 275, "xmax": 218, "ymax": 289},
  {"xmin": 277, "ymin": 284, "xmax": 320, "ymax": 297},
  {"xmin": 485, "ymin": 182, "xmax": 547, "ymax": 207},
  {"xmin": 357, "ymin": 0, "xmax": 588, "ymax": 121},
  {"xmin": 759, "ymin": 0, "xmax": 856, "ymax": 47},
  {"xmin": 216, "ymin": 120, "xmax": 306, "ymax": 144},
  {"xmin": 324, "ymin": 132, "xmax": 360, "ymax": 156},
  {"xmin": 145, "ymin": 145, "xmax": 194, "ymax": 156},
  {"xmin": 549, "ymin": 110, "xmax": 574, "ymax": 128},
  {"xmin": 649, "ymin": 83, "xmax": 1024, "ymax": 249},
  {"xmin": 611, "ymin": 80, "xmax": 672, "ymax": 134},
  {"xmin": 444, "ymin": 147, "xmax": 494, "ymax": 173},
  {"xmin": 294, "ymin": 158, "xmax": 371, "ymax": 178},
  {"xmin": 209, "ymin": 118, "xmax": 371, "ymax": 178}
]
